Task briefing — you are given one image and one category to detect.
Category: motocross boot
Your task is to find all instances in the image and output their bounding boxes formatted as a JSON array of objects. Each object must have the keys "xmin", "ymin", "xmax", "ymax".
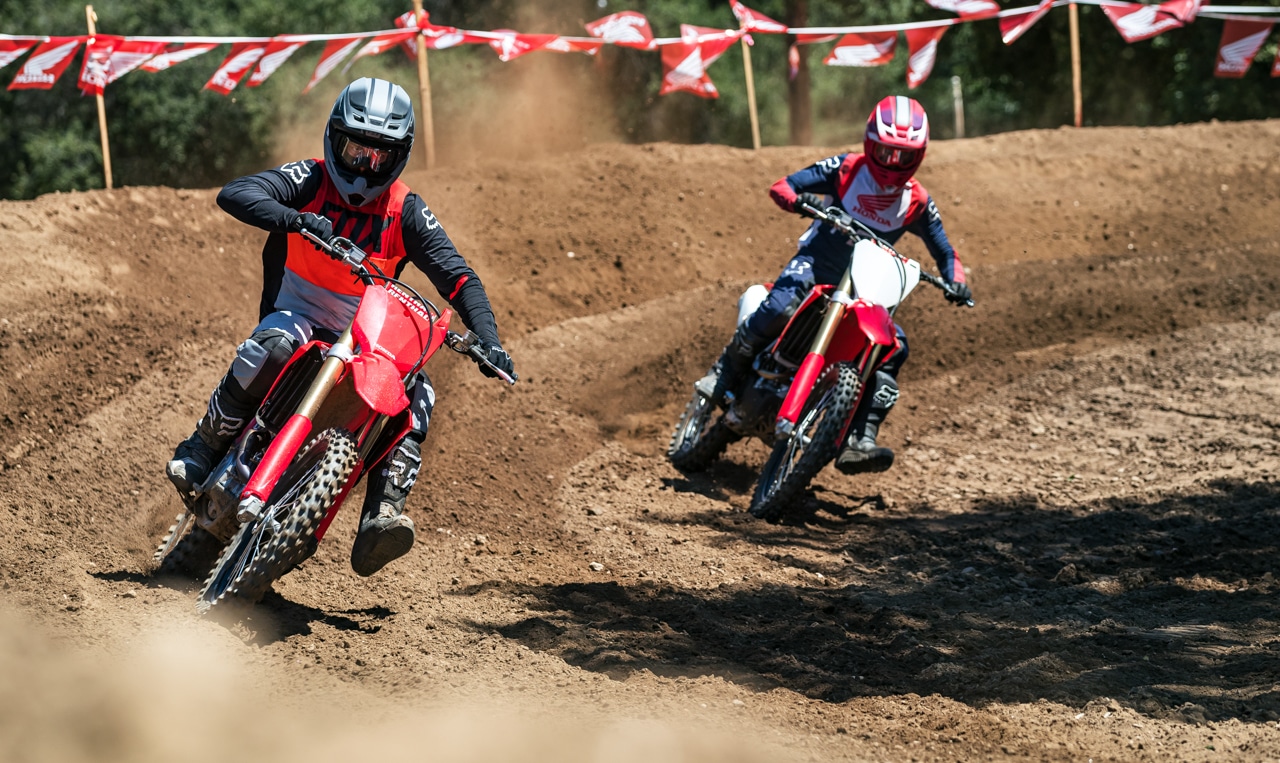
[
  {"xmin": 166, "ymin": 384, "xmax": 252, "ymax": 494},
  {"xmin": 695, "ymin": 324, "xmax": 765, "ymax": 406},
  {"xmin": 835, "ymin": 370, "xmax": 898, "ymax": 475},
  {"xmin": 351, "ymin": 436, "xmax": 420, "ymax": 577}
]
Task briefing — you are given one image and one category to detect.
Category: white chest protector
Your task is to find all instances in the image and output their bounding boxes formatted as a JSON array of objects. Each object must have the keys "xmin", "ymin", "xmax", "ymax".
[{"xmin": 839, "ymin": 164, "xmax": 913, "ymax": 233}]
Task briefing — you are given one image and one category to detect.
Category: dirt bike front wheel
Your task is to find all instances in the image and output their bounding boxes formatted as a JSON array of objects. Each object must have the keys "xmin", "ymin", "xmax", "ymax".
[
  {"xmin": 196, "ymin": 428, "xmax": 358, "ymax": 614},
  {"xmin": 667, "ymin": 386, "xmax": 737, "ymax": 472},
  {"xmin": 749, "ymin": 363, "xmax": 860, "ymax": 522}
]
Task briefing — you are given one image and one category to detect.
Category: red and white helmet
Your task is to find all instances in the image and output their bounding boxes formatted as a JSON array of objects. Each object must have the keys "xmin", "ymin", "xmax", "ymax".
[{"xmin": 864, "ymin": 95, "xmax": 929, "ymax": 189}]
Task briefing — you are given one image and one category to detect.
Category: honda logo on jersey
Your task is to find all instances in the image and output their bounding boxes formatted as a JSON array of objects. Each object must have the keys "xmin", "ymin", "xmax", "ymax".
[{"xmin": 857, "ymin": 194, "xmax": 898, "ymax": 213}]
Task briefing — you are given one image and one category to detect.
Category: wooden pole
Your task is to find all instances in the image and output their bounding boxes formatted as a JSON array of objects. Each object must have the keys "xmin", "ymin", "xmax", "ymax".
[
  {"xmin": 411, "ymin": 0, "xmax": 436, "ymax": 169},
  {"xmin": 739, "ymin": 31, "xmax": 762, "ymax": 151},
  {"xmin": 1069, "ymin": 2, "xmax": 1083, "ymax": 128},
  {"xmin": 85, "ymin": 5, "xmax": 113, "ymax": 190},
  {"xmin": 950, "ymin": 75, "xmax": 965, "ymax": 139},
  {"xmin": 785, "ymin": 0, "xmax": 812, "ymax": 146}
]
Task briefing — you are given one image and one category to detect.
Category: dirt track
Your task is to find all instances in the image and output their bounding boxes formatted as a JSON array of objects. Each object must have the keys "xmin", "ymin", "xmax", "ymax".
[{"xmin": 4, "ymin": 121, "xmax": 1280, "ymax": 760}]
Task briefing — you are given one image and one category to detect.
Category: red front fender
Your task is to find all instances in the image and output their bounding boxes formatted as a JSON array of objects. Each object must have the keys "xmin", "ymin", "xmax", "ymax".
[
  {"xmin": 852, "ymin": 301, "xmax": 896, "ymax": 346},
  {"xmin": 349, "ymin": 353, "xmax": 410, "ymax": 416}
]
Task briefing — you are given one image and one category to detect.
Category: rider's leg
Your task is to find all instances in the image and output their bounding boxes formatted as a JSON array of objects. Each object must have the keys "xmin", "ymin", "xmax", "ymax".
[
  {"xmin": 836, "ymin": 325, "xmax": 908, "ymax": 475},
  {"xmin": 167, "ymin": 312, "xmax": 312, "ymax": 494},
  {"xmin": 351, "ymin": 372, "xmax": 432, "ymax": 577},
  {"xmin": 697, "ymin": 254, "xmax": 815, "ymax": 404}
]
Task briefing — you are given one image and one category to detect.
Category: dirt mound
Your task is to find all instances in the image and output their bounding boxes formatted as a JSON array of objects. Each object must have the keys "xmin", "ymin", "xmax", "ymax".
[{"xmin": 3, "ymin": 120, "xmax": 1280, "ymax": 760}]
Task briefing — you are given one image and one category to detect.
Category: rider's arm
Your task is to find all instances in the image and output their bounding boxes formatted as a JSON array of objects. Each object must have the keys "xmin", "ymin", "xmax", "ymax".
[
  {"xmin": 400, "ymin": 194, "xmax": 501, "ymax": 347},
  {"xmin": 768, "ymin": 154, "xmax": 847, "ymax": 212},
  {"xmin": 905, "ymin": 193, "xmax": 965, "ymax": 283},
  {"xmin": 216, "ymin": 160, "xmax": 323, "ymax": 232}
]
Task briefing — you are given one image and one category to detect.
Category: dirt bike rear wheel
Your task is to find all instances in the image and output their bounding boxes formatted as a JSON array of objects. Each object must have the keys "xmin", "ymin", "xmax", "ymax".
[
  {"xmin": 749, "ymin": 364, "xmax": 860, "ymax": 521},
  {"xmin": 196, "ymin": 428, "xmax": 358, "ymax": 614},
  {"xmin": 154, "ymin": 511, "xmax": 223, "ymax": 580},
  {"xmin": 667, "ymin": 387, "xmax": 737, "ymax": 472}
]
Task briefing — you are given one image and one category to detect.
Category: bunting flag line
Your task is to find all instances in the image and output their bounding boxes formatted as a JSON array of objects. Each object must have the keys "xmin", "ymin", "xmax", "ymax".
[
  {"xmin": 906, "ymin": 26, "xmax": 947, "ymax": 89},
  {"xmin": 730, "ymin": 1, "xmax": 788, "ymax": 34},
  {"xmin": 204, "ymin": 42, "xmax": 267, "ymax": 95},
  {"xmin": 6, "ymin": 2, "xmax": 1279, "ymax": 98},
  {"xmin": 926, "ymin": 0, "xmax": 1001, "ymax": 21},
  {"xmin": 140, "ymin": 42, "xmax": 217, "ymax": 73},
  {"xmin": 1000, "ymin": 0, "xmax": 1054, "ymax": 45},
  {"xmin": 0, "ymin": 39, "xmax": 36, "ymax": 71},
  {"xmin": 1214, "ymin": 18, "xmax": 1271, "ymax": 77},
  {"xmin": 823, "ymin": 32, "xmax": 896, "ymax": 67},
  {"xmin": 247, "ymin": 39, "xmax": 306, "ymax": 87},
  {"xmin": 302, "ymin": 37, "xmax": 363, "ymax": 94},
  {"xmin": 584, "ymin": 11, "xmax": 655, "ymax": 49}
]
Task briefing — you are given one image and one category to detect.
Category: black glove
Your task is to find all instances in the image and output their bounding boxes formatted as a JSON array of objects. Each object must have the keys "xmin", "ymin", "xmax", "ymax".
[
  {"xmin": 944, "ymin": 280, "xmax": 972, "ymax": 305},
  {"xmin": 291, "ymin": 212, "xmax": 334, "ymax": 251},
  {"xmin": 794, "ymin": 192, "xmax": 824, "ymax": 217},
  {"xmin": 476, "ymin": 343, "xmax": 514, "ymax": 379}
]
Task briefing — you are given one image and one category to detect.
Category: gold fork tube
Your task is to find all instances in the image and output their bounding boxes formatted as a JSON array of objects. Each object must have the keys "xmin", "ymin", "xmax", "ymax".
[
  {"xmin": 806, "ymin": 270, "xmax": 853, "ymax": 359},
  {"xmin": 295, "ymin": 326, "xmax": 354, "ymax": 420}
]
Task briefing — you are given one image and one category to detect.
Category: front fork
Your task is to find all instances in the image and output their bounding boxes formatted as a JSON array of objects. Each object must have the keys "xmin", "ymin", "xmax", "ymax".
[
  {"xmin": 775, "ymin": 271, "xmax": 855, "ymax": 438},
  {"xmin": 774, "ymin": 272, "xmax": 889, "ymax": 440},
  {"xmin": 235, "ymin": 326, "xmax": 355, "ymax": 522}
]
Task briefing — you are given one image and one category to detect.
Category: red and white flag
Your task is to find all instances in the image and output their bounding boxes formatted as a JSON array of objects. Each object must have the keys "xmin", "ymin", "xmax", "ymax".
[
  {"xmin": 585, "ymin": 11, "xmax": 655, "ymax": 49},
  {"xmin": 488, "ymin": 31, "xmax": 557, "ymax": 62},
  {"xmin": 343, "ymin": 30, "xmax": 416, "ymax": 73},
  {"xmin": 999, "ymin": 0, "xmax": 1052, "ymax": 45},
  {"xmin": 78, "ymin": 34, "xmax": 122, "ymax": 95},
  {"xmin": 247, "ymin": 38, "xmax": 305, "ymax": 87},
  {"xmin": 543, "ymin": 37, "xmax": 604, "ymax": 55},
  {"xmin": 794, "ymin": 33, "xmax": 839, "ymax": 45},
  {"xmin": 79, "ymin": 37, "xmax": 166, "ymax": 95},
  {"xmin": 681, "ymin": 25, "xmax": 741, "ymax": 45},
  {"xmin": 926, "ymin": 0, "xmax": 1000, "ymax": 20},
  {"xmin": 1101, "ymin": 2, "xmax": 1186, "ymax": 43},
  {"xmin": 1214, "ymin": 19, "xmax": 1271, "ymax": 77},
  {"xmin": 303, "ymin": 37, "xmax": 364, "ymax": 93},
  {"xmin": 103, "ymin": 40, "xmax": 166, "ymax": 85},
  {"xmin": 659, "ymin": 34, "xmax": 737, "ymax": 99},
  {"xmin": 141, "ymin": 43, "xmax": 217, "ymax": 73},
  {"xmin": 823, "ymin": 32, "xmax": 896, "ymax": 67},
  {"xmin": 906, "ymin": 27, "xmax": 947, "ymax": 89},
  {"xmin": 204, "ymin": 41, "xmax": 268, "ymax": 95},
  {"xmin": 0, "ymin": 39, "xmax": 37, "ymax": 72},
  {"xmin": 1160, "ymin": 0, "xmax": 1203, "ymax": 24},
  {"xmin": 730, "ymin": 1, "xmax": 788, "ymax": 34},
  {"xmin": 8, "ymin": 36, "xmax": 83, "ymax": 90}
]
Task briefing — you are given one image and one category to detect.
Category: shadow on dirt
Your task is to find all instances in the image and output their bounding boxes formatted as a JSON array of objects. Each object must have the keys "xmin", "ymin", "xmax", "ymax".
[{"xmin": 483, "ymin": 479, "xmax": 1280, "ymax": 722}]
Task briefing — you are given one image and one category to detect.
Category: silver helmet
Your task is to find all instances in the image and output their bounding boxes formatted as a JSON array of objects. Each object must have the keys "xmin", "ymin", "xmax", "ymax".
[{"xmin": 323, "ymin": 77, "xmax": 415, "ymax": 207}]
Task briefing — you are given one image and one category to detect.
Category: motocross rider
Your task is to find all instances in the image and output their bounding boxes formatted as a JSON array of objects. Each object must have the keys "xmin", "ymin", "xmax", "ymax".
[
  {"xmin": 166, "ymin": 77, "xmax": 514, "ymax": 576},
  {"xmin": 698, "ymin": 95, "xmax": 971, "ymax": 475}
]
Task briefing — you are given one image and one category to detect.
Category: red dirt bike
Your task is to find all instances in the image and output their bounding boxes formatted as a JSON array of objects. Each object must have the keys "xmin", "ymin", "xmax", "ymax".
[
  {"xmin": 667, "ymin": 203, "xmax": 972, "ymax": 521},
  {"xmin": 154, "ymin": 230, "xmax": 516, "ymax": 613}
]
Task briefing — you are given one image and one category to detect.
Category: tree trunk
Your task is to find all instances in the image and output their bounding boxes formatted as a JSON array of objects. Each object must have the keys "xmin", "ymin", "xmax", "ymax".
[{"xmin": 786, "ymin": 0, "xmax": 812, "ymax": 146}]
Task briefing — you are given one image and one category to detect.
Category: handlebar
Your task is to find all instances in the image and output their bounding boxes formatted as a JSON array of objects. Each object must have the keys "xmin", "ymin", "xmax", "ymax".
[
  {"xmin": 300, "ymin": 226, "xmax": 519, "ymax": 383},
  {"xmin": 446, "ymin": 330, "xmax": 519, "ymax": 385},
  {"xmin": 797, "ymin": 202, "xmax": 975, "ymax": 309}
]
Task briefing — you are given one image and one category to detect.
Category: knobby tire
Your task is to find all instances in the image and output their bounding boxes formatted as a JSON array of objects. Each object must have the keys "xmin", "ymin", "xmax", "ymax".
[
  {"xmin": 196, "ymin": 428, "xmax": 358, "ymax": 614},
  {"xmin": 667, "ymin": 387, "xmax": 737, "ymax": 472},
  {"xmin": 750, "ymin": 364, "xmax": 860, "ymax": 522}
]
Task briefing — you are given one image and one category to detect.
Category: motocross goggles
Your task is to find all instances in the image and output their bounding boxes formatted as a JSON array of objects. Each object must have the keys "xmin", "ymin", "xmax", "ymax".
[
  {"xmin": 335, "ymin": 133, "xmax": 402, "ymax": 177},
  {"xmin": 870, "ymin": 142, "xmax": 920, "ymax": 169}
]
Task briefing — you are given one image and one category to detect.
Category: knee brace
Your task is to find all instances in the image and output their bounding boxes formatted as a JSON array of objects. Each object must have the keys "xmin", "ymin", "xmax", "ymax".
[{"xmin": 226, "ymin": 329, "xmax": 300, "ymax": 405}]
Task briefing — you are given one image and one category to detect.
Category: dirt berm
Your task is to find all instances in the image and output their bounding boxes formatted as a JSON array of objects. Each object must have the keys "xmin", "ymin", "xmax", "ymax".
[{"xmin": 3, "ymin": 121, "xmax": 1280, "ymax": 761}]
